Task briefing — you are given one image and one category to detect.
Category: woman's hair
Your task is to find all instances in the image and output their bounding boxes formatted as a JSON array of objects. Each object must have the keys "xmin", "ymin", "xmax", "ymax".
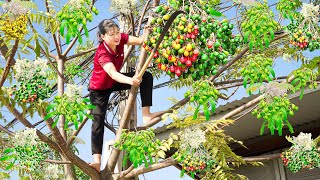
[{"xmin": 97, "ymin": 19, "xmax": 120, "ymax": 42}]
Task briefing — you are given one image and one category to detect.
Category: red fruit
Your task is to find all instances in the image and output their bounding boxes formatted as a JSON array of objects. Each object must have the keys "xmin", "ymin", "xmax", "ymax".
[
  {"xmin": 181, "ymin": 67, "xmax": 186, "ymax": 72},
  {"xmin": 10, "ymin": 94, "xmax": 12, "ymax": 96},
  {"xmin": 175, "ymin": 69, "xmax": 181, "ymax": 76},
  {"xmin": 180, "ymin": 56, "xmax": 186, "ymax": 63},
  {"xmin": 168, "ymin": 55, "xmax": 172, "ymax": 61},
  {"xmin": 202, "ymin": 17, "xmax": 207, "ymax": 22},
  {"xmin": 191, "ymin": 55, "xmax": 197, "ymax": 62},
  {"xmin": 194, "ymin": 25, "xmax": 199, "ymax": 30},
  {"xmin": 158, "ymin": 64, "xmax": 162, "ymax": 69},
  {"xmin": 194, "ymin": 49, "xmax": 199, "ymax": 55},
  {"xmin": 31, "ymin": 98, "xmax": 35, "ymax": 102},
  {"xmin": 186, "ymin": 60, "xmax": 192, "ymax": 67},
  {"xmin": 39, "ymin": 85, "xmax": 42, "ymax": 88},
  {"xmin": 170, "ymin": 66, "xmax": 175, "ymax": 73},
  {"xmin": 186, "ymin": 33, "xmax": 191, "ymax": 38},
  {"xmin": 207, "ymin": 41, "xmax": 213, "ymax": 48},
  {"xmin": 143, "ymin": 44, "xmax": 146, "ymax": 48},
  {"xmin": 154, "ymin": 52, "xmax": 159, "ymax": 58},
  {"xmin": 33, "ymin": 94, "xmax": 37, "ymax": 98},
  {"xmin": 191, "ymin": 34, "xmax": 196, "ymax": 39},
  {"xmin": 194, "ymin": 29, "xmax": 199, "ymax": 35}
]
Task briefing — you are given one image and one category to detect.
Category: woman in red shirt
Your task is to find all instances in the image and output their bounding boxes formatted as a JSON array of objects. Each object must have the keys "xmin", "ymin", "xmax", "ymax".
[{"xmin": 88, "ymin": 19, "xmax": 163, "ymax": 172}]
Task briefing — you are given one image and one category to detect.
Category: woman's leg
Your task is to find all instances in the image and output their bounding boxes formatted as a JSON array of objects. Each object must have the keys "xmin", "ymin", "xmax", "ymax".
[
  {"xmin": 88, "ymin": 89, "xmax": 111, "ymax": 172},
  {"xmin": 113, "ymin": 71, "xmax": 164, "ymax": 124}
]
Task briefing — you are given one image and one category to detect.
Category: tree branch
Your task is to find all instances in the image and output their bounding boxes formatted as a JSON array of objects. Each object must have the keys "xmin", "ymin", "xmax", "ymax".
[
  {"xmin": 115, "ymin": 164, "xmax": 134, "ymax": 179},
  {"xmin": 44, "ymin": 159, "xmax": 73, "ymax": 164},
  {"xmin": 0, "ymin": 40, "xmax": 19, "ymax": 88},
  {"xmin": 243, "ymin": 153, "xmax": 281, "ymax": 162},
  {"xmin": 124, "ymin": 158, "xmax": 178, "ymax": 178},
  {"xmin": 66, "ymin": 47, "xmax": 97, "ymax": 61},
  {"xmin": 135, "ymin": 0, "xmax": 151, "ymax": 36},
  {"xmin": 0, "ymin": 124, "xmax": 14, "ymax": 136}
]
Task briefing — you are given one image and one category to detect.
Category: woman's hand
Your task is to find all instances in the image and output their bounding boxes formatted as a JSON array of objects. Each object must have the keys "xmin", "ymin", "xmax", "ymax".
[{"xmin": 130, "ymin": 75, "xmax": 141, "ymax": 86}]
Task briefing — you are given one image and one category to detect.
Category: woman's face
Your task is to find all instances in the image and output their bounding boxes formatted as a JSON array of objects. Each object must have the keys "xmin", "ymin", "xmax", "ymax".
[{"xmin": 101, "ymin": 26, "xmax": 121, "ymax": 47}]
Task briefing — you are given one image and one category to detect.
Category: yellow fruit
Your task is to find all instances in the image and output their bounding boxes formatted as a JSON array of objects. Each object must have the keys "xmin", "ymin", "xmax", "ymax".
[{"xmin": 186, "ymin": 44, "xmax": 193, "ymax": 51}]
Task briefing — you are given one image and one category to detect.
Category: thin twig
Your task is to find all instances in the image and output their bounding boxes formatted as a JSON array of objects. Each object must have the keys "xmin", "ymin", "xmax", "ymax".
[
  {"xmin": 135, "ymin": 0, "xmax": 152, "ymax": 36},
  {"xmin": 117, "ymin": 164, "xmax": 134, "ymax": 179},
  {"xmin": 66, "ymin": 47, "xmax": 97, "ymax": 61},
  {"xmin": 66, "ymin": 117, "xmax": 89, "ymax": 146},
  {"xmin": 0, "ymin": 40, "xmax": 19, "ymax": 88},
  {"xmin": 44, "ymin": 159, "xmax": 73, "ymax": 164},
  {"xmin": 0, "ymin": 124, "xmax": 14, "ymax": 136}
]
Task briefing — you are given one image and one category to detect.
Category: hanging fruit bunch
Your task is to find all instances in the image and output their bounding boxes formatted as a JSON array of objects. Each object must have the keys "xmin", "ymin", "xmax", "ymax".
[
  {"xmin": 252, "ymin": 95, "xmax": 298, "ymax": 136},
  {"xmin": 0, "ymin": 1, "xmax": 31, "ymax": 40},
  {"xmin": 240, "ymin": 55, "xmax": 275, "ymax": 91},
  {"xmin": 45, "ymin": 84, "xmax": 96, "ymax": 130},
  {"xmin": 0, "ymin": 128, "xmax": 49, "ymax": 172},
  {"xmin": 57, "ymin": 0, "xmax": 99, "ymax": 44},
  {"xmin": 241, "ymin": 2, "xmax": 279, "ymax": 50},
  {"xmin": 281, "ymin": 133, "xmax": 320, "ymax": 173},
  {"xmin": 290, "ymin": 67, "xmax": 318, "ymax": 99},
  {"xmin": 276, "ymin": 0, "xmax": 301, "ymax": 18},
  {"xmin": 184, "ymin": 81, "xmax": 220, "ymax": 120},
  {"xmin": 286, "ymin": 3, "xmax": 320, "ymax": 51},
  {"xmin": 114, "ymin": 129, "xmax": 162, "ymax": 168},
  {"xmin": 144, "ymin": 0, "xmax": 242, "ymax": 80},
  {"xmin": 9, "ymin": 58, "xmax": 52, "ymax": 103}
]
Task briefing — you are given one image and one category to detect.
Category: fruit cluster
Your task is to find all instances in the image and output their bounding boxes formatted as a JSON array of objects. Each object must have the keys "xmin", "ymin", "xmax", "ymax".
[
  {"xmin": 10, "ymin": 71, "xmax": 52, "ymax": 103},
  {"xmin": 252, "ymin": 95, "xmax": 298, "ymax": 135},
  {"xmin": 281, "ymin": 147, "xmax": 320, "ymax": 173},
  {"xmin": 241, "ymin": 2, "xmax": 278, "ymax": 50},
  {"xmin": 45, "ymin": 96, "xmax": 95, "ymax": 130},
  {"xmin": 144, "ymin": 2, "xmax": 241, "ymax": 79},
  {"xmin": 276, "ymin": 0, "xmax": 301, "ymax": 18},
  {"xmin": 14, "ymin": 144, "xmax": 49, "ymax": 172},
  {"xmin": 114, "ymin": 129, "xmax": 161, "ymax": 168},
  {"xmin": 57, "ymin": 0, "xmax": 98, "ymax": 43},
  {"xmin": 0, "ymin": 14, "xmax": 28, "ymax": 40},
  {"xmin": 184, "ymin": 81, "xmax": 220, "ymax": 120},
  {"xmin": 291, "ymin": 67, "xmax": 318, "ymax": 91},
  {"xmin": 240, "ymin": 55, "xmax": 275, "ymax": 89}
]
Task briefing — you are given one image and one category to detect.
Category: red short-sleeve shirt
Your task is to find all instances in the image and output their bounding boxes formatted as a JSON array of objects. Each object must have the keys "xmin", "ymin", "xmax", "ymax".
[{"xmin": 89, "ymin": 33, "xmax": 129, "ymax": 90}]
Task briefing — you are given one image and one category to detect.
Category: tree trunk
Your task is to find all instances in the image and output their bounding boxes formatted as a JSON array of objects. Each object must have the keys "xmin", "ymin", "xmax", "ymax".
[{"xmin": 57, "ymin": 58, "xmax": 76, "ymax": 180}]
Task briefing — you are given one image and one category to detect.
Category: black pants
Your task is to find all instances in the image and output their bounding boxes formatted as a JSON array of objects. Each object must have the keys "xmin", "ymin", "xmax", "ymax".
[{"xmin": 90, "ymin": 71, "xmax": 153, "ymax": 154}]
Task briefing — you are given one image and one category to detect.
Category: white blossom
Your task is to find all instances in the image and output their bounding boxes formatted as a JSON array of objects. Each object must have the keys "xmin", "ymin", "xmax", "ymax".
[
  {"xmin": 234, "ymin": 0, "xmax": 257, "ymax": 6},
  {"xmin": 1, "ymin": 1, "xmax": 30, "ymax": 15},
  {"xmin": 66, "ymin": 84, "xmax": 83, "ymax": 102},
  {"xmin": 110, "ymin": 0, "xmax": 137, "ymax": 15},
  {"xmin": 180, "ymin": 127, "xmax": 206, "ymax": 150},
  {"xmin": 300, "ymin": 3, "xmax": 319, "ymax": 24},
  {"xmin": 44, "ymin": 164, "xmax": 60, "ymax": 180},
  {"xmin": 291, "ymin": 132, "xmax": 314, "ymax": 151},
  {"xmin": 13, "ymin": 58, "xmax": 48, "ymax": 81},
  {"xmin": 259, "ymin": 82, "xmax": 288, "ymax": 98},
  {"xmin": 68, "ymin": 0, "xmax": 85, "ymax": 9},
  {"xmin": 12, "ymin": 128, "xmax": 39, "ymax": 147}
]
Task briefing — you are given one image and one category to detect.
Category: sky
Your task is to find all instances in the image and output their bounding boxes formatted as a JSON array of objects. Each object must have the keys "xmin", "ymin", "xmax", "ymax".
[{"xmin": 1, "ymin": 0, "xmax": 319, "ymax": 179}]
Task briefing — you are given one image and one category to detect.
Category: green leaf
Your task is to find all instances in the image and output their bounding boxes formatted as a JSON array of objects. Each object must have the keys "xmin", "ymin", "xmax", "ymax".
[
  {"xmin": 268, "ymin": 67, "xmax": 275, "ymax": 78},
  {"xmin": 265, "ymin": 37, "xmax": 269, "ymax": 48},
  {"xmin": 209, "ymin": 98, "xmax": 216, "ymax": 113},
  {"xmin": 276, "ymin": 119, "xmax": 283, "ymax": 136},
  {"xmin": 79, "ymin": 111, "xmax": 84, "ymax": 123},
  {"xmin": 0, "ymin": 155, "xmax": 14, "ymax": 161},
  {"xmin": 191, "ymin": 171, "xmax": 195, "ymax": 178},
  {"xmin": 60, "ymin": 22, "xmax": 66, "ymax": 36},
  {"xmin": 83, "ymin": 98, "xmax": 91, "ymax": 103},
  {"xmin": 66, "ymin": 32, "xmax": 71, "ymax": 44},
  {"xmin": 4, "ymin": 148, "xmax": 13, "ymax": 154},
  {"xmin": 86, "ymin": 104, "xmax": 96, "ymax": 109},
  {"xmin": 299, "ymin": 88, "xmax": 304, "ymax": 100},
  {"xmin": 52, "ymin": 118, "xmax": 59, "ymax": 128},
  {"xmin": 46, "ymin": 103, "xmax": 57, "ymax": 112},
  {"xmin": 282, "ymin": 108, "xmax": 287, "ymax": 121},
  {"xmin": 122, "ymin": 155, "xmax": 128, "ymax": 168},
  {"xmin": 180, "ymin": 169, "xmax": 185, "ymax": 178},
  {"xmin": 84, "ymin": 25, "xmax": 89, "ymax": 37},
  {"xmin": 249, "ymin": 41, "xmax": 254, "ymax": 51},
  {"xmin": 35, "ymin": 39, "xmax": 41, "ymax": 57},
  {"xmin": 244, "ymin": 32, "xmax": 249, "ymax": 43},
  {"xmin": 243, "ymin": 76, "xmax": 249, "ymax": 88},
  {"xmin": 209, "ymin": 8, "xmax": 222, "ymax": 17},
  {"xmin": 84, "ymin": 113, "xmax": 94, "ymax": 119},
  {"xmin": 260, "ymin": 121, "xmax": 267, "ymax": 135},
  {"xmin": 44, "ymin": 111, "xmax": 57, "ymax": 120},
  {"xmin": 193, "ymin": 105, "xmax": 200, "ymax": 120},
  {"xmin": 290, "ymin": 78, "xmax": 299, "ymax": 86},
  {"xmin": 6, "ymin": 162, "xmax": 14, "ymax": 171},
  {"xmin": 74, "ymin": 118, "xmax": 79, "ymax": 130},
  {"xmin": 203, "ymin": 104, "xmax": 210, "ymax": 121},
  {"xmin": 270, "ymin": 30, "xmax": 275, "ymax": 40}
]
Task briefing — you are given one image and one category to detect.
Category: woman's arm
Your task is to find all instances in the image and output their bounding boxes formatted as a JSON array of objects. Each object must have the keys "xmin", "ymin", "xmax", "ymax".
[{"xmin": 103, "ymin": 63, "xmax": 140, "ymax": 86}]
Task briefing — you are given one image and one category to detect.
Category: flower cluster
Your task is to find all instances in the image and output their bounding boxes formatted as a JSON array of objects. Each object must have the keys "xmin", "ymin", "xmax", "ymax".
[
  {"xmin": 11, "ymin": 127, "xmax": 38, "ymax": 147},
  {"xmin": 1, "ymin": 1, "xmax": 30, "ymax": 16},
  {"xmin": 66, "ymin": 84, "xmax": 83, "ymax": 103},
  {"xmin": 110, "ymin": 0, "xmax": 137, "ymax": 15},
  {"xmin": 259, "ymin": 82, "xmax": 288, "ymax": 100},
  {"xmin": 180, "ymin": 126, "xmax": 206, "ymax": 150},
  {"xmin": 68, "ymin": 0, "xmax": 87, "ymax": 9},
  {"xmin": 234, "ymin": 0, "xmax": 257, "ymax": 6},
  {"xmin": 282, "ymin": 53, "xmax": 292, "ymax": 62},
  {"xmin": 281, "ymin": 132, "xmax": 320, "ymax": 173},
  {"xmin": 300, "ymin": 3, "xmax": 319, "ymax": 24},
  {"xmin": 44, "ymin": 164, "xmax": 61, "ymax": 179},
  {"xmin": 14, "ymin": 58, "xmax": 48, "ymax": 81}
]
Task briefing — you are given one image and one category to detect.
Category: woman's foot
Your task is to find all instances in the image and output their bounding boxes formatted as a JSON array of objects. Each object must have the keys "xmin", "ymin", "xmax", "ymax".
[
  {"xmin": 143, "ymin": 111, "xmax": 165, "ymax": 125},
  {"xmin": 88, "ymin": 162, "xmax": 101, "ymax": 172}
]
